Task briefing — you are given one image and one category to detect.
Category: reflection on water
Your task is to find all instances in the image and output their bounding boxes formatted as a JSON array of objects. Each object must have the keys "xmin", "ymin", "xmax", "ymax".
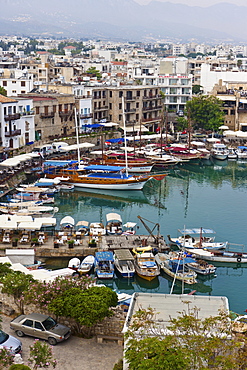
[{"xmin": 47, "ymin": 159, "xmax": 247, "ymax": 313}]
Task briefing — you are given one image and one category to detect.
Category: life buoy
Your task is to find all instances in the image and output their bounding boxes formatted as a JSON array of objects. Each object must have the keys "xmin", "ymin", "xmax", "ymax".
[{"xmin": 237, "ymin": 256, "xmax": 242, "ymax": 263}]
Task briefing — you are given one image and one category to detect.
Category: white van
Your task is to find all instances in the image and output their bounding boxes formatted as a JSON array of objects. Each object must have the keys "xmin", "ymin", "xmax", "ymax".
[
  {"xmin": 32, "ymin": 144, "xmax": 54, "ymax": 157},
  {"xmin": 52, "ymin": 142, "xmax": 69, "ymax": 153}
]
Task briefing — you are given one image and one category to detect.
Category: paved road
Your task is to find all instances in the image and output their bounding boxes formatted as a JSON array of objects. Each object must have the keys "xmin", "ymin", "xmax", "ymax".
[{"xmin": 2, "ymin": 315, "xmax": 123, "ymax": 370}]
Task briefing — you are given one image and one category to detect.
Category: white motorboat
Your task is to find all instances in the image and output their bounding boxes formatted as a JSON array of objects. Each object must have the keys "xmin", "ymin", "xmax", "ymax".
[
  {"xmin": 89, "ymin": 222, "xmax": 106, "ymax": 236},
  {"xmin": 106, "ymin": 213, "xmax": 123, "ymax": 235},
  {"xmin": 114, "ymin": 249, "xmax": 135, "ymax": 278},
  {"xmin": 228, "ymin": 148, "xmax": 237, "ymax": 160},
  {"xmin": 211, "ymin": 143, "xmax": 229, "ymax": 160},
  {"xmin": 235, "ymin": 146, "xmax": 247, "ymax": 159},
  {"xmin": 78, "ymin": 255, "xmax": 95, "ymax": 274},
  {"xmin": 187, "ymin": 248, "xmax": 247, "ymax": 264},
  {"xmin": 167, "ymin": 227, "xmax": 227, "ymax": 250}
]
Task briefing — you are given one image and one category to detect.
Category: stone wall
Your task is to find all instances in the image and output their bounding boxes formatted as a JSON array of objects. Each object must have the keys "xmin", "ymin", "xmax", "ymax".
[{"xmin": 0, "ymin": 290, "xmax": 127, "ymax": 339}]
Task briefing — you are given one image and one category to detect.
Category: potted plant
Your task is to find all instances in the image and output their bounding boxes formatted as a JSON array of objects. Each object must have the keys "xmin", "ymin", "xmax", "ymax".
[
  {"xmin": 68, "ymin": 239, "xmax": 74, "ymax": 249},
  {"xmin": 31, "ymin": 238, "xmax": 39, "ymax": 247},
  {"xmin": 88, "ymin": 238, "xmax": 97, "ymax": 248},
  {"xmin": 12, "ymin": 238, "xmax": 18, "ymax": 247}
]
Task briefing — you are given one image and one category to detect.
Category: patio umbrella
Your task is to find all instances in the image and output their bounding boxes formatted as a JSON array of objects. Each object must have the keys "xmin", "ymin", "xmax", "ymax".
[
  {"xmin": 236, "ymin": 131, "xmax": 247, "ymax": 138},
  {"xmin": 219, "ymin": 125, "xmax": 229, "ymax": 130},
  {"xmin": 223, "ymin": 130, "xmax": 236, "ymax": 137},
  {"xmin": 60, "ymin": 216, "xmax": 75, "ymax": 226}
]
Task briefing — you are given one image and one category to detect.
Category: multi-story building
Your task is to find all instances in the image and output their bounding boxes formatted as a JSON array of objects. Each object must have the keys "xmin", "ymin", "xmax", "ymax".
[
  {"xmin": 22, "ymin": 93, "xmax": 76, "ymax": 140},
  {"xmin": 0, "ymin": 69, "xmax": 34, "ymax": 96},
  {"xmin": 0, "ymin": 95, "xmax": 35, "ymax": 149}
]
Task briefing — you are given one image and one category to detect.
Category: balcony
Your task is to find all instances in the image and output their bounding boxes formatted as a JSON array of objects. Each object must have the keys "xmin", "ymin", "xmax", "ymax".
[
  {"xmin": 143, "ymin": 106, "xmax": 162, "ymax": 112},
  {"xmin": 94, "ymin": 106, "xmax": 108, "ymax": 111},
  {"xmin": 40, "ymin": 112, "xmax": 55, "ymax": 119},
  {"xmin": 143, "ymin": 94, "xmax": 162, "ymax": 100},
  {"xmin": 59, "ymin": 110, "xmax": 73, "ymax": 118},
  {"xmin": 5, "ymin": 129, "xmax": 21, "ymax": 137},
  {"xmin": 238, "ymin": 108, "xmax": 247, "ymax": 113},
  {"xmin": 79, "ymin": 113, "xmax": 93, "ymax": 119},
  {"xmin": 21, "ymin": 111, "xmax": 35, "ymax": 116},
  {"xmin": 4, "ymin": 113, "xmax": 21, "ymax": 121},
  {"xmin": 125, "ymin": 96, "xmax": 136, "ymax": 101},
  {"xmin": 142, "ymin": 116, "xmax": 161, "ymax": 123},
  {"xmin": 125, "ymin": 108, "xmax": 136, "ymax": 113}
]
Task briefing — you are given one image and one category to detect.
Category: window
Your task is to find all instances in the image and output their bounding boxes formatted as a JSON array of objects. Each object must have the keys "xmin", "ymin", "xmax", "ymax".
[
  {"xmin": 109, "ymin": 91, "xmax": 112, "ymax": 98},
  {"xmin": 23, "ymin": 319, "xmax": 33, "ymax": 327},
  {"xmin": 36, "ymin": 107, "xmax": 40, "ymax": 114},
  {"xmin": 181, "ymin": 79, "xmax": 189, "ymax": 85},
  {"xmin": 3, "ymin": 81, "xmax": 7, "ymax": 86},
  {"xmin": 21, "ymin": 81, "xmax": 26, "ymax": 87},
  {"xmin": 181, "ymin": 96, "xmax": 189, "ymax": 103},
  {"xmin": 53, "ymin": 105, "xmax": 56, "ymax": 113},
  {"xmin": 34, "ymin": 322, "xmax": 44, "ymax": 330},
  {"xmin": 169, "ymin": 96, "xmax": 177, "ymax": 103},
  {"xmin": 119, "ymin": 114, "xmax": 122, "ymax": 121},
  {"xmin": 13, "ymin": 106, "xmax": 16, "ymax": 113},
  {"xmin": 182, "ymin": 88, "xmax": 190, "ymax": 95},
  {"xmin": 12, "ymin": 81, "xmax": 16, "ymax": 84},
  {"xmin": 109, "ymin": 103, "xmax": 112, "ymax": 109},
  {"xmin": 169, "ymin": 79, "xmax": 178, "ymax": 85},
  {"xmin": 21, "ymin": 91, "xmax": 25, "ymax": 94},
  {"xmin": 12, "ymin": 90, "xmax": 16, "ymax": 94},
  {"xmin": 119, "ymin": 103, "xmax": 122, "ymax": 110},
  {"xmin": 137, "ymin": 90, "xmax": 140, "ymax": 97},
  {"xmin": 136, "ymin": 102, "xmax": 139, "ymax": 108},
  {"xmin": 170, "ymin": 87, "xmax": 177, "ymax": 94},
  {"xmin": 119, "ymin": 91, "xmax": 123, "ymax": 98}
]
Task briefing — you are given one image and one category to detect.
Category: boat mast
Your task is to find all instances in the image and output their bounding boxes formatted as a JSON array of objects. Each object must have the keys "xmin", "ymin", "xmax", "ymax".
[
  {"xmin": 74, "ymin": 108, "xmax": 80, "ymax": 167},
  {"xmin": 122, "ymin": 95, "xmax": 129, "ymax": 176}
]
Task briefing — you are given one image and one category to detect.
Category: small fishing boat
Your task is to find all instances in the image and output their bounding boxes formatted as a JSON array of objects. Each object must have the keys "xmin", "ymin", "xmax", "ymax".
[
  {"xmin": 95, "ymin": 251, "xmax": 114, "ymax": 279},
  {"xmin": 78, "ymin": 255, "xmax": 95, "ymax": 274},
  {"xmin": 89, "ymin": 222, "xmax": 106, "ymax": 236},
  {"xmin": 167, "ymin": 227, "xmax": 227, "ymax": 250},
  {"xmin": 106, "ymin": 213, "xmax": 123, "ymax": 235},
  {"xmin": 122, "ymin": 222, "xmax": 137, "ymax": 235},
  {"xmin": 59, "ymin": 184, "xmax": 75, "ymax": 191},
  {"xmin": 114, "ymin": 249, "xmax": 135, "ymax": 278},
  {"xmin": 155, "ymin": 252, "xmax": 197, "ymax": 284},
  {"xmin": 211, "ymin": 143, "xmax": 229, "ymax": 160},
  {"xmin": 133, "ymin": 250, "xmax": 160, "ymax": 281},
  {"xmin": 168, "ymin": 250, "xmax": 217, "ymax": 276},
  {"xmin": 235, "ymin": 146, "xmax": 247, "ymax": 159},
  {"xmin": 228, "ymin": 148, "xmax": 237, "ymax": 160},
  {"xmin": 187, "ymin": 248, "xmax": 247, "ymax": 264},
  {"xmin": 76, "ymin": 220, "xmax": 89, "ymax": 236}
]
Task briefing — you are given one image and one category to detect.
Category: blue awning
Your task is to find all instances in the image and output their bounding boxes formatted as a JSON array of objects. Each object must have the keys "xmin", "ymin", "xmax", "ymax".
[
  {"xmin": 105, "ymin": 138, "xmax": 128, "ymax": 143},
  {"xmin": 84, "ymin": 123, "xmax": 103, "ymax": 128},
  {"xmin": 44, "ymin": 160, "xmax": 76, "ymax": 167},
  {"xmin": 96, "ymin": 251, "xmax": 114, "ymax": 261},
  {"xmin": 84, "ymin": 165, "xmax": 125, "ymax": 172}
]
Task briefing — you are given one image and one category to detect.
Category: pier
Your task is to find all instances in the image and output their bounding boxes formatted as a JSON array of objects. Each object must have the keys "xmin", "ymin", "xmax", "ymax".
[{"xmin": 0, "ymin": 234, "xmax": 168, "ymax": 260}]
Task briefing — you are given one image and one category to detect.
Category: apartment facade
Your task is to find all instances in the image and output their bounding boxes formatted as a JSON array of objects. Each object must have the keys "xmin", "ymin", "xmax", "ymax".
[{"xmin": 0, "ymin": 95, "xmax": 35, "ymax": 150}]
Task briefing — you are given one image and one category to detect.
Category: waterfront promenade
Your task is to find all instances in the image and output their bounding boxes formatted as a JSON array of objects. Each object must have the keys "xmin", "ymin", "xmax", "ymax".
[{"xmin": 0, "ymin": 233, "xmax": 168, "ymax": 260}]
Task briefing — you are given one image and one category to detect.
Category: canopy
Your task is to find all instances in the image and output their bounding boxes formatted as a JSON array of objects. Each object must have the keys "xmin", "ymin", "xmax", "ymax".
[
  {"xmin": 101, "ymin": 122, "xmax": 119, "ymax": 127},
  {"xmin": 120, "ymin": 125, "xmax": 149, "ymax": 132},
  {"xmin": 84, "ymin": 164, "xmax": 125, "ymax": 172},
  {"xmin": 223, "ymin": 130, "xmax": 236, "ymax": 137},
  {"xmin": 218, "ymin": 125, "xmax": 229, "ymax": 130},
  {"xmin": 62, "ymin": 143, "xmax": 95, "ymax": 151},
  {"xmin": 123, "ymin": 222, "xmax": 137, "ymax": 228},
  {"xmin": 105, "ymin": 138, "xmax": 128, "ymax": 143},
  {"xmin": 60, "ymin": 216, "xmax": 75, "ymax": 226},
  {"xmin": 114, "ymin": 249, "xmax": 134, "ymax": 261},
  {"xmin": 18, "ymin": 220, "xmax": 43, "ymax": 230},
  {"xmin": 0, "ymin": 158, "xmax": 20, "ymax": 167},
  {"xmin": 178, "ymin": 228, "xmax": 215, "ymax": 234},
  {"xmin": 106, "ymin": 213, "xmax": 122, "ymax": 222},
  {"xmin": 0, "ymin": 220, "xmax": 18, "ymax": 230},
  {"xmin": 76, "ymin": 220, "xmax": 89, "ymax": 227},
  {"xmin": 34, "ymin": 217, "xmax": 57, "ymax": 227},
  {"xmin": 236, "ymin": 131, "xmax": 247, "ymax": 138},
  {"xmin": 84, "ymin": 123, "xmax": 103, "ymax": 128},
  {"xmin": 95, "ymin": 251, "xmax": 114, "ymax": 261},
  {"xmin": 11, "ymin": 215, "xmax": 33, "ymax": 222}
]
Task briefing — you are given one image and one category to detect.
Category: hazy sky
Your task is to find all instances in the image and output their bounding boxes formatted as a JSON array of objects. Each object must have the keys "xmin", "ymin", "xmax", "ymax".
[{"xmin": 135, "ymin": 0, "xmax": 247, "ymax": 6}]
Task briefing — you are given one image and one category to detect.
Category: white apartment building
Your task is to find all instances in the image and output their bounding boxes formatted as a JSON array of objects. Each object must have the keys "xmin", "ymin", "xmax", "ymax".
[
  {"xmin": 172, "ymin": 44, "xmax": 187, "ymax": 56},
  {"xmin": 78, "ymin": 97, "xmax": 92, "ymax": 132},
  {"xmin": 0, "ymin": 71, "xmax": 34, "ymax": 96},
  {"xmin": 0, "ymin": 95, "xmax": 35, "ymax": 149},
  {"xmin": 200, "ymin": 63, "xmax": 247, "ymax": 94},
  {"xmin": 159, "ymin": 74, "xmax": 193, "ymax": 112}
]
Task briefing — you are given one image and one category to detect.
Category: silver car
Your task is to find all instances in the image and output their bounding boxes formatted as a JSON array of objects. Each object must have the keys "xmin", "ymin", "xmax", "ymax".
[
  {"xmin": 0, "ymin": 329, "xmax": 22, "ymax": 354},
  {"xmin": 10, "ymin": 313, "xmax": 71, "ymax": 345}
]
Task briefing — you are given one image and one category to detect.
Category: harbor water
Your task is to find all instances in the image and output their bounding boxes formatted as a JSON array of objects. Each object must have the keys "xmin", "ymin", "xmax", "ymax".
[{"xmin": 51, "ymin": 158, "xmax": 247, "ymax": 315}]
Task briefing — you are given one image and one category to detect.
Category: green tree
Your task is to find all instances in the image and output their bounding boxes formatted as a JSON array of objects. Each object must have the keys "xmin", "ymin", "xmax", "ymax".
[
  {"xmin": 192, "ymin": 85, "xmax": 202, "ymax": 95},
  {"xmin": 176, "ymin": 116, "xmax": 188, "ymax": 132},
  {"xmin": 1, "ymin": 271, "xmax": 34, "ymax": 313},
  {"xmin": 48, "ymin": 286, "xmax": 118, "ymax": 337},
  {"xmin": 86, "ymin": 67, "xmax": 102, "ymax": 80},
  {"xmin": 186, "ymin": 95, "xmax": 225, "ymax": 131},
  {"xmin": 125, "ymin": 307, "xmax": 247, "ymax": 370},
  {"xmin": 0, "ymin": 87, "xmax": 7, "ymax": 97}
]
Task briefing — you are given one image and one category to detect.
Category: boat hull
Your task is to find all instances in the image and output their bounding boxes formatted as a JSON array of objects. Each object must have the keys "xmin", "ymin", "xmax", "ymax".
[{"xmin": 72, "ymin": 181, "xmax": 146, "ymax": 190}]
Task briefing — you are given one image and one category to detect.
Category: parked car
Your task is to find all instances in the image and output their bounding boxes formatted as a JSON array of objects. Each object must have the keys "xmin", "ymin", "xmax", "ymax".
[
  {"xmin": 0, "ymin": 329, "xmax": 22, "ymax": 354},
  {"xmin": 177, "ymin": 110, "xmax": 184, "ymax": 117},
  {"xmin": 10, "ymin": 313, "xmax": 71, "ymax": 345}
]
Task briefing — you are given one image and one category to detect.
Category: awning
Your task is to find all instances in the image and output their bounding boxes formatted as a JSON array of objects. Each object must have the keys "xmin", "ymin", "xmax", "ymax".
[
  {"xmin": 120, "ymin": 125, "xmax": 149, "ymax": 132},
  {"xmin": 60, "ymin": 216, "xmax": 75, "ymax": 226},
  {"xmin": 84, "ymin": 165, "xmax": 124, "ymax": 172},
  {"xmin": 18, "ymin": 220, "xmax": 43, "ymax": 230},
  {"xmin": 114, "ymin": 249, "xmax": 134, "ymax": 261},
  {"xmin": 106, "ymin": 213, "xmax": 122, "ymax": 222}
]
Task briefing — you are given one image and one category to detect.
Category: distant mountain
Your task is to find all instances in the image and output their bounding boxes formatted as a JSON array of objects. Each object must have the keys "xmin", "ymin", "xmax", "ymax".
[{"xmin": 0, "ymin": 0, "xmax": 246, "ymax": 42}]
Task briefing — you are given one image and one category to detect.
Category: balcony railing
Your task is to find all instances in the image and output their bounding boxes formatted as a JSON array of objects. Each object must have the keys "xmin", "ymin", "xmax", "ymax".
[
  {"xmin": 125, "ymin": 108, "xmax": 136, "ymax": 113},
  {"xmin": 79, "ymin": 113, "xmax": 93, "ymax": 119},
  {"xmin": 94, "ymin": 106, "xmax": 108, "ymax": 111},
  {"xmin": 5, "ymin": 129, "xmax": 21, "ymax": 137},
  {"xmin": 142, "ymin": 116, "xmax": 161, "ymax": 123},
  {"xmin": 143, "ymin": 106, "xmax": 162, "ymax": 112},
  {"xmin": 40, "ymin": 112, "xmax": 55, "ymax": 119},
  {"xmin": 143, "ymin": 94, "xmax": 162, "ymax": 100},
  {"xmin": 59, "ymin": 110, "xmax": 73, "ymax": 118},
  {"xmin": 125, "ymin": 96, "xmax": 136, "ymax": 101},
  {"xmin": 4, "ymin": 113, "xmax": 21, "ymax": 121}
]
